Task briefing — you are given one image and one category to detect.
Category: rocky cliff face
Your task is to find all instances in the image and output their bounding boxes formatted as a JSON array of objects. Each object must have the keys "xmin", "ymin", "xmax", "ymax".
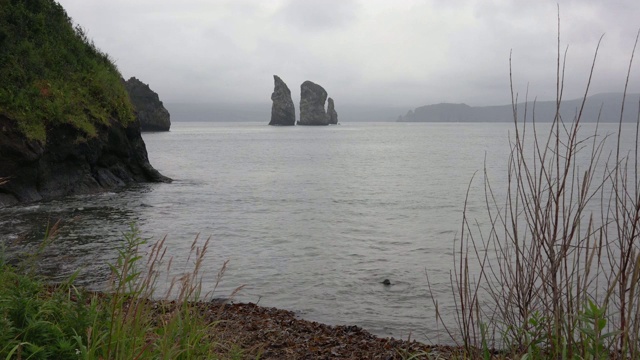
[
  {"xmin": 0, "ymin": 114, "xmax": 170, "ymax": 206},
  {"xmin": 0, "ymin": 0, "xmax": 170, "ymax": 207},
  {"xmin": 327, "ymin": 97, "xmax": 338, "ymax": 125},
  {"xmin": 269, "ymin": 75, "xmax": 296, "ymax": 126},
  {"xmin": 124, "ymin": 77, "xmax": 171, "ymax": 131},
  {"xmin": 299, "ymin": 81, "xmax": 329, "ymax": 126}
]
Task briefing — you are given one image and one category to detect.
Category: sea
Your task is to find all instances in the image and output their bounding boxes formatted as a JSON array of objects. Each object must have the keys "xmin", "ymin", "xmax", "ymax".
[{"xmin": 0, "ymin": 121, "xmax": 635, "ymax": 343}]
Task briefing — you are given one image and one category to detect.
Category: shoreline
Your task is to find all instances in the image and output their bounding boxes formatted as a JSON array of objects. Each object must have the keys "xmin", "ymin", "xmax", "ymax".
[{"xmin": 192, "ymin": 300, "xmax": 460, "ymax": 359}]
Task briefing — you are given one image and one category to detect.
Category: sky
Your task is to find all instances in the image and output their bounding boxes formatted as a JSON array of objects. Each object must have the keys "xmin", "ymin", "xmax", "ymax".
[{"xmin": 56, "ymin": 0, "xmax": 640, "ymax": 108}]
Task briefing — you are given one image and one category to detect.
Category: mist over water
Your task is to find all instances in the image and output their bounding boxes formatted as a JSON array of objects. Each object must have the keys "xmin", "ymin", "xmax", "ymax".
[{"xmin": 0, "ymin": 121, "xmax": 634, "ymax": 343}]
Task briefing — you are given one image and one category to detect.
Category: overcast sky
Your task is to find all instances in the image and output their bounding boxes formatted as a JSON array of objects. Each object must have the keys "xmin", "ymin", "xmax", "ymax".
[{"xmin": 56, "ymin": 0, "xmax": 640, "ymax": 108}]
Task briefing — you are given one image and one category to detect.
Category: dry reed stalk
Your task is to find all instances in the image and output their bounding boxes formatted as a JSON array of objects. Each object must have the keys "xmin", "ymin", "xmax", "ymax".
[{"xmin": 428, "ymin": 15, "xmax": 640, "ymax": 359}]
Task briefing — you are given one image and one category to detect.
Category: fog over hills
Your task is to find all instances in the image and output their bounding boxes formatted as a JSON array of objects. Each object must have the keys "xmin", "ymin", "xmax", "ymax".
[
  {"xmin": 165, "ymin": 103, "xmax": 405, "ymax": 123},
  {"xmin": 166, "ymin": 94, "xmax": 640, "ymax": 123},
  {"xmin": 398, "ymin": 93, "xmax": 640, "ymax": 123}
]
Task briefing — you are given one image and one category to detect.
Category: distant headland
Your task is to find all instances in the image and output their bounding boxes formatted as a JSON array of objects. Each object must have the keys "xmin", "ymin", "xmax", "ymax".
[
  {"xmin": 124, "ymin": 77, "xmax": 171, "ymax": 131},
  {"xmin": 397, "ymin": 93, "xmax": 640, "ymax": 123}
]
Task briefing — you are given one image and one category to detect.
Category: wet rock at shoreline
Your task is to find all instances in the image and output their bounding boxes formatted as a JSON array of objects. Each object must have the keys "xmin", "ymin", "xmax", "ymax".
[
  {"xmin": 0, "ymin": 115, "xmax": 170, "ymax": 206},
  {"xmin": 124, "ymin": 77, "xmax": 171, "ymax": 131},
  {"xmin": 269, "ymin": 75, "xmax": 296, "ymax": 126},
  {"xmin": 299, "ymin": 80, "xmax": 329, "ymax": 126}
]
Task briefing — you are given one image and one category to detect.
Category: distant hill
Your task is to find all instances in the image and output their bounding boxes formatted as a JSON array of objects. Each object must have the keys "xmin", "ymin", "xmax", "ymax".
[{"xmin": 398, "ymin": 93, "xmax": 640, "ymax": 123}]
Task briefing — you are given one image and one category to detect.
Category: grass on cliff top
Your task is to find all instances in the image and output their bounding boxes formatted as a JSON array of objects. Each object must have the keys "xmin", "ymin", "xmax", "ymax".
[{"xmin": 0, "ymin": 0, "xmax": 135, "ymax": 143}]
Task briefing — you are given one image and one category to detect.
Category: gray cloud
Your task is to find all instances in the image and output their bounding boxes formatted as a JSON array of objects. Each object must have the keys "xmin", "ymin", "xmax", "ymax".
[
  {"xmin": 276, "ymin": 0, "xmax": 360, "ymax": 32},
  {"xmin": 56, "ymin": 0, "xmax": 640, "ymax": 108}
]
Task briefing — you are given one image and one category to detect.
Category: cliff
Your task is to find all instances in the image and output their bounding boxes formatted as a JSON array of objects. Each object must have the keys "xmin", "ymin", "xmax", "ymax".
[
  {"xmin": 0, "ymin": 0, "xmax": 169, "ymax": 206},
  {"xmin": 299, "ymin": 81, "xmax": 329, "ymax": 126},
  {"xmin": 327, "ymin": 97, "xmax": 338, "ymax": 125},
  {"xmin": 269, "ymin": 75, "xmax": 296, "ymax": 126},
  {"xmin": 124, "ymin": 77, "xmax": 171, "ymax": 131}
]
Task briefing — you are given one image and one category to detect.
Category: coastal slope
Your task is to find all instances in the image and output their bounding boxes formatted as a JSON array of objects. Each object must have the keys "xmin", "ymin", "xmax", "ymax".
[{"xmin": 0, "ymin": 0, "xmax": 169, "ymax": 206}]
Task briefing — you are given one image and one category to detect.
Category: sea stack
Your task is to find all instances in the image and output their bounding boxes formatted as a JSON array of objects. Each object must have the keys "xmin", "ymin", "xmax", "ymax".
[
  {"xmin": 269, "ymin": 75, "xmax": 296, "ymax": 126},
  {"xmin": 327, "ymin": 97, "xmax": 338, "ymax": 125},
  {"xmin": 299, "ymin": 80, "xmax": 329, "ymax": 126},
  {"xmin": 124, "ymin": 77, "xmax": 171, "ymax": 131}
]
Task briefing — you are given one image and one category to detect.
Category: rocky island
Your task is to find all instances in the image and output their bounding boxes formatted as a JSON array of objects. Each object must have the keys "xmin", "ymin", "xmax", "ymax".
[
  {"xmin": 268, "ymin": 75, "xmax": 296, "ymax": 126},
  {"xmin": 124, "ymin": 77, "xmax": 171, "ymax": 131},
  {"xmin": 299, "ymin": 80, "xmax": 329, "ymax": 126},
  {"xmin": 0, "ymin": 0, "xmax": 169, "ymax": 206},
  {"xmin": 267, "ymin": 78, "xmax": 339, "ymax": 126},
  {"xmin": 327, "ymin": 97, "xmax": 338, "ymax": 124}
]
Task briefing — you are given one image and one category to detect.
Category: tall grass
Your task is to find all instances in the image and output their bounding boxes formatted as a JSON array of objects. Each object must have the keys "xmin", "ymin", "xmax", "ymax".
[
  {"xmin": 431, "ymin": 18, "xmax": 640, "ymax": 359},
  {"xmin": 0, "ymin": 224, "xmax": 243, "ymax": 359},
  {"xmin": 0, "ymin": 0, "xmax": 135, "ymax": 142}
]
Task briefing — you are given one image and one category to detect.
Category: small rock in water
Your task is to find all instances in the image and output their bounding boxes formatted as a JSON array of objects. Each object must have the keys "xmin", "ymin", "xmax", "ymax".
[{"xmin": 382, "ymin": 279, "xmax": 391, "ymax": 286}]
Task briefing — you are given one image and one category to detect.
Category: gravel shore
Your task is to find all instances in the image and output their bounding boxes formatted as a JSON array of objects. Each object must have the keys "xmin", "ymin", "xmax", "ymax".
[{"xmin": 196, "ymin": 301, "xmax": 461, "ymax": 359}]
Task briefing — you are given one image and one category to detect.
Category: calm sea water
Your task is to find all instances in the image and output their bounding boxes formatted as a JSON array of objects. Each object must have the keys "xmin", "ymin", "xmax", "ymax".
[{"xmin": 0, "ymin": 121, "xmax": 633, "ymax": 343}]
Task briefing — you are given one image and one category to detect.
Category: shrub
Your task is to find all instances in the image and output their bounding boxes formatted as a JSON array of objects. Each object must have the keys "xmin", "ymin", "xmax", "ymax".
[
  {"xmin": 0, "ymin": 224, "xmax": 233, "ymax": 359},
  {"xmin": 431, "ymin": 18, "xmax": 640, "ymax": 359}
]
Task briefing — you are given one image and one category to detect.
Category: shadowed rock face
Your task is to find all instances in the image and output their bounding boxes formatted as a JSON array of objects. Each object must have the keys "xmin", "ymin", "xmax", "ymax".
[
  {"xmin": 125, "ymin": 77, "xmax": 171, "ymax": 131},
  {"xmin": 269, "ymin": 75, "xmax": 296, "ymax": 126},
  {"xmin": 0, "ymin": 115, "xmax": 171, "ymax": 207},
  {"xmin": 327, "ymin": 97, "xmax": 338, "ymax": 125},
  {"xmin": 299, "ymin": 81, "xmax": 328, "ymax": 126}
]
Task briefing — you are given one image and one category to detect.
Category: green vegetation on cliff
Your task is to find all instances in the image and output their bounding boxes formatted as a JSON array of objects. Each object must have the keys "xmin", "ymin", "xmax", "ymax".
[{"xmin": 0, "ymin": 0, "xmax": 135, "ymax": 143}]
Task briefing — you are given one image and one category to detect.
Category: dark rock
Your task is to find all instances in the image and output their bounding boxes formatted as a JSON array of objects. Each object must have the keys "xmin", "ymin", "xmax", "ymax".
[
  {"xmin": 0, "ymin": 115, "xmax": 170, "ymax": 207},
  {"xmin": 327, "ymin": 97, "xmax": 338, "ymax": 125},
  {"xmin": 124, "ymin": 77, "xmax": 171, "ymax": 131},
  {"xmin": 299, "ymin": 81, "xmax": 328, "ymax": 126},
  {"xmin": 269, "ymin": 75, "xmax": 296, "ymax": 126}
]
